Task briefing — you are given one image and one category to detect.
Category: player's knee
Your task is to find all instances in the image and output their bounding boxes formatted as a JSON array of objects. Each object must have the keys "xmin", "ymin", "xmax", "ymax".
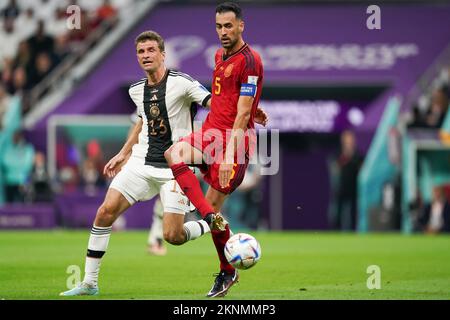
[
  {"xmin": 163, "ymin": 229, "xmax": 185, "ymax": 246},
  {"xmin": 95, "ymin": 203, "xmax": 118, "ymax": 226}
]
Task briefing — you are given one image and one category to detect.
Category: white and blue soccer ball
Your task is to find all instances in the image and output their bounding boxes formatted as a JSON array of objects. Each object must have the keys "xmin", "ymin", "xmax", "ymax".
[{"xmin": 224, "ymin": 233, "xmax": 261, "ymax": 270}]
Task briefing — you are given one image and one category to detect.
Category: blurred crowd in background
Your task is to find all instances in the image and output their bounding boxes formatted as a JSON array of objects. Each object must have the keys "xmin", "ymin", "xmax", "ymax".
[
  {"xmin": 0, "ymin": 0, "xmax": 120, "ymax": 115},
  {"xmin": 407, "ymin": 67, "xmax": 450, "ymax": 130},
  {"xmin": 0, "ymin": 0, "xmax": 123, "ymax": 210}
]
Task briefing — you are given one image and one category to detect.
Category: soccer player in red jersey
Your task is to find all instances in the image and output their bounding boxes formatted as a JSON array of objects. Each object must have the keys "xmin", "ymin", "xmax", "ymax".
[{"xmin": 165, "ymin": 2, "xmax": 266, "ymax": 297}]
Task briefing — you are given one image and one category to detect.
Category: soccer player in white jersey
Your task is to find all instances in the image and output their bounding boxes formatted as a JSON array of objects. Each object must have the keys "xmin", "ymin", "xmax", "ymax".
[{"xmin": 60, "ymin": 31, "xmax": 214, "ymax": 296}]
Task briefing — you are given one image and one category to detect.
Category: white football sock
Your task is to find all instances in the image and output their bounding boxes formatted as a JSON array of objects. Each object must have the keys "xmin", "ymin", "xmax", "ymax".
[
  {"xmin": 183, "ymin": 220, "xmax": 210, "ymax": 241},
  {"xmin": 83, "ymin": 225, "xmax": 112, "ymax": 287}
]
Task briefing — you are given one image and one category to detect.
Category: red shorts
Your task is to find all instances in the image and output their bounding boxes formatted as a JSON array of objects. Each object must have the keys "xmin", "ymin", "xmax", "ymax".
[{"xmin": 181, "ymin": 127, "xmax": 251, "ymax": 194}]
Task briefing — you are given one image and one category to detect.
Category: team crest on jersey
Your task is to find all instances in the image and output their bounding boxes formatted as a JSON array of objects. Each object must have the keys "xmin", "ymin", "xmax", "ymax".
[
  {"xmin": 224, "ymin": 64, "xmax": 234, "ymax": 77},
  {"xmin": 150, "ymin": 105, "xmax": 160, "ymax": 118}
]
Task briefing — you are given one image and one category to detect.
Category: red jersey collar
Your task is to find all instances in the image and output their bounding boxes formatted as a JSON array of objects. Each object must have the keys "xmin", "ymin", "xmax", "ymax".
[{"xmin": 222, "ymin": 43, "xmax": 248, "ymax": 61}]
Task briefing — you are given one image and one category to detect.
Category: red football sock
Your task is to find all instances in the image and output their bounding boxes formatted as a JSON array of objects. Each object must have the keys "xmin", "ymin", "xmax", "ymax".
[
  {"xmin": 212, "ymin": 225, "xmax": 234, "ymax": 274},
  {"xmin": 170, "ymin": 163, "xmax": 214, "ymax": 218}
]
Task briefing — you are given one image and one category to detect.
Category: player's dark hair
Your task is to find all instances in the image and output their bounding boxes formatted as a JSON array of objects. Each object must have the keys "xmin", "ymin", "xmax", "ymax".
[
  {"xmin": 216, "ymin": 2, "xmax": 243, "ymax": 20},
  {"xmin": 135, "ymin": 30, "xmax": 165, "ymax": 52}
]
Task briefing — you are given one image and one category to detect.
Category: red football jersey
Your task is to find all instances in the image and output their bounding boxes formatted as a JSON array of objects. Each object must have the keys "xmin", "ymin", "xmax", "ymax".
[{"xmin": 204, "ymin": 43, "xmax": 264, "ymax": 131}]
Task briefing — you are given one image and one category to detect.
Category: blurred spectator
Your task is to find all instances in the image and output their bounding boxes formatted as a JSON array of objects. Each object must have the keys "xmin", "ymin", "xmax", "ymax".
[
  {"xmin": 425, "ymin": 86, "xmax": 449, "ymax": 128},
  {"xmin": 9, "ymin": 66, "xmax": 29, "ymax": 95},
  {"xmin": 0, "ymin": 17, "xmax": 21, "ymax": 68},
  {"xmin": 416, "ymin": 185, "xmax": 450, "ymax": 234},
  {"xmin": 332, "ymin": 130, "xmax": 363, "ymax": 230},
  {"xmin": 31, "ymin": 0, "xmax": 66, "ymax": 23},
  {"xmin": 58, "ymin": 166, "xmax": 79, "ymax": 193},
  {"xmin": 26, "ymin": 20, "xmax": 55, "ymax": 60},
  {"xmin": 409, "ymin": 86, "xmax": 449, "ymax": 129},
  {"xmin": 46, "ymin": 7, "xmax": 69, "ymax": 38},
  {"xmin": 28, "ymin": 51, "xmax": 54, "ymax": 87},
  {"xmin": 95, "ymin": 0, "xmax": 118, "ymax": 27},
  {"xmin": 1, "ymin": 0, "xmax": 20, "ymax": 20},
  {"xmin": 147, "ymin": 197, "xmax": 166, "ymax": 256},
  {"xmin": 53, "ymin": 35, "xmax": 70, "ymax": 65},
  {"xmin": 15, "ymin": 7, "xmax": 36, "ymax": 40},
  {"xmin": 221, "ymin": 163, "xmax": 264, "ymax": 230},
  {"xmin": 410, "ymin": 189, "xmax": 424, "ymax": 230},
  {"xmin": 4, "ymin": 66, "xmax": 31, "ymax": 113},
  {"xmin": 30, "ymin": 151, "xmax": 53, "ymax": 202},
  {"xmin": 81, "ymin": 158, "xmax": 104, "ymax": 195},
  {"xmin": 86, "ymin": 139, "xmax": 106, "ymax": 172},
  {"xmin": 1, "ymin": 130, "xmax": 35, "ymax": 203},
  {"xmin": 80, "ymin": 139, "xmax": 106, "ymax": 194},
  {"xmin": 0, "ymin": 84, "xmax": 11, "ymax": 130},
  {"xmin": 236, "ymin": 163, "xmax": 263, "ymax": 229},
  {"xmin": 56, "ymin": 139, "xmax": 80, "ymax": 193},
  {"xmin": 12, "ymin": 41, "xmax": 32, "ymax": 72}
]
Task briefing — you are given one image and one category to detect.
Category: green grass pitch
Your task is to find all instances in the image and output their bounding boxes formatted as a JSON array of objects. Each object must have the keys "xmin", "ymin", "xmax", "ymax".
[{"xmin": 0, "ymin": 230, "xmax": 449, "ymax": 300}]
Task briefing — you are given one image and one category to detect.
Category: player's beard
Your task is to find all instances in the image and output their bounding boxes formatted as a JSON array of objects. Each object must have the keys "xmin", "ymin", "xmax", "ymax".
[{"xmin": 221, "ymin": 37, "xmax": 238, "ymax": 50}]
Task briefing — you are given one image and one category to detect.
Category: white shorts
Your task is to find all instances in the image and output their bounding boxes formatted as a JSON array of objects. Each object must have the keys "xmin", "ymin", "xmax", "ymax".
[{"xmin": 109, "ymin": 156, "xmax": 193, "ymax": 215}]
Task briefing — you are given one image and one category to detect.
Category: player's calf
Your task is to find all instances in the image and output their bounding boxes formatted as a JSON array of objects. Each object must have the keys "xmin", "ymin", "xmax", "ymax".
[{"xmin": 163, "ymin": 219, "xmax": 211, "ymax": 246}]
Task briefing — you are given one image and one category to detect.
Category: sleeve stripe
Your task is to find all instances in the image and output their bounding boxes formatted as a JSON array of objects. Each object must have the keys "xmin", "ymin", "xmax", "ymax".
[
  {"xmin": 201, "ymin": 94, "xmax": 211, "ymax": 107},
  {"xmin": 242, "ymin": 48, "xmax": 255, "ymax": 71},
  {"xmin": 129, "ymin": 78, "xmax": 146, "ymax": 88},
  {"xmin": 244, "ymin": 51, "xmax": 250, "ymax": 71},
  {"xmin": 246, "ymin": 48, "xmax": 256, "ymax": 69},
  {"xmin": 169, "ymin": 71, "xmax": 195, "ymax": 82},
  {"xmin": 242, "ymin": 50, "xmax": 250, "ymax": 70}
]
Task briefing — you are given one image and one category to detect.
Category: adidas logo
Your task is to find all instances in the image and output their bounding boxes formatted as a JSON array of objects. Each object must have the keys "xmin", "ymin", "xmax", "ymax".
[{"xmin": 151, "ymin": 94, "xmax": 158, "ymax": 101}]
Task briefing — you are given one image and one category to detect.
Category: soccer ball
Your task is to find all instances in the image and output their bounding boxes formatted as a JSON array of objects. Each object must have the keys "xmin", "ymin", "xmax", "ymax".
[{"xmin": 224, "ymin": 233, "xmax": 261, "ymax": 270}]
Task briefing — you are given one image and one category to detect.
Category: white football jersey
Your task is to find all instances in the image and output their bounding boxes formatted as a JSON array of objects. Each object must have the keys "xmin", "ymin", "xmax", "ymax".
[{"xmin": 128, "ymin": 69, "xmax": 210, "ymax": 167}]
